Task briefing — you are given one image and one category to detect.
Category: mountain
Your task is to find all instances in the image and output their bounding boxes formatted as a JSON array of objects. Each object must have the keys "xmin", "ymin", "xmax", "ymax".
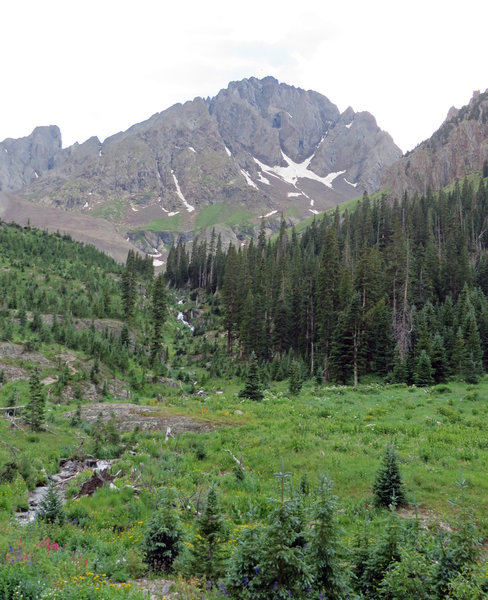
[
  {"xmin": 382, "ymin": 89, "xmax": 488, "ymax": 197},
  {"xmin": 0, "ymin": 77, "xmax": 401, "ymax": 255},
  {"xmin": 0, "ymin": 125, "xmax": 62, "ymax": 191}
]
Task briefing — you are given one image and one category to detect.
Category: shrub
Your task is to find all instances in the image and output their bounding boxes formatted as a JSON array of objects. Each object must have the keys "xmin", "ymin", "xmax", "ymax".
[{"xmin": 431, "ymin": 384, "xmax": 452, "ymax": 394}]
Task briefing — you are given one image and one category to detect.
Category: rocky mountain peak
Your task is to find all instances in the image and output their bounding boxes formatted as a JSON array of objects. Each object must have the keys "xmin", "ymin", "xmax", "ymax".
[
  {"xmin": 381, "ymin": 88, "xmax": 488, "ymax": 197},
  {"xmin": 0, "ymin": 125, "xmax": 62, "ymax": 191},
  {"xmin": 0, "ymin": 76, "xmax": 402, "ymax": 256}
]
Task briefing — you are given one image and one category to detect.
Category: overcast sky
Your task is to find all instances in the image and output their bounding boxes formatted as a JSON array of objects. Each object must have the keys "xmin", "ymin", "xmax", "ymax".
[{"xmin": 2, "ymin": 0, "xmax": 488, "ymax": 153}]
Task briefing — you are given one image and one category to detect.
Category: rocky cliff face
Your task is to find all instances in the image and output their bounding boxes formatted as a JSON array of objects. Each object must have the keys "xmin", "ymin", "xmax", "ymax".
[
  {"xmin": 0, "ymin": 77, "xmax": 402, "ymax": 253},
  {"xmin": 0, "ymin": 126, "xmax": 62, "ymax": 191},
  {"xmin": 382, "ymin": 90, "xmax": 488, "ymax": 197}
]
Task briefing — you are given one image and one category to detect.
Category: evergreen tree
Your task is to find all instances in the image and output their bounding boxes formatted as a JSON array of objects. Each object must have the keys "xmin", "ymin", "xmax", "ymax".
[
  {"xmin": 430, "ymin": 333, "xmax": 449, "ymax": 383},
  {"xmin": 308, "ymin": 476, "xmax": 349, "ymax": 599},
  {"xmin": 414, "ymin": 350, "xmax": 434, "ymax": 386},
  {"xmin": 150, "ymin": 273, "xmax": 167, "ymax": 366},
  {"xmin": 25, "ymin": 368, "xmax": 45, "ymax": 431},
  {"xmin": 121, "ymin": 250, "xmax": 137, "ymax": 321},
  {"xmin": 288, "ymin": 360, "xmax": 303, "ymax": 396},
  {"xmin": 143, "ymin": 489, "xmax": 183, "ymax": 571},
  {"xmin": 372, "ymin": 445, "xmax": 406, "ymax": 508},
  {"xmin": 36, "ymin": 480, "xmax": 65, "ymax": 524},
  {"xmin": 238, "ymin": 352, "xmax": 264, "ymax": 401},
  {"xmin": 189, "ymin": 485, "xmax": 226, "ymax": 583}
]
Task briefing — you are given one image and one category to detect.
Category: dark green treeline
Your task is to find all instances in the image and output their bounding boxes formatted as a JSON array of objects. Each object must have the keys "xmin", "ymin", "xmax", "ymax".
[{"xmin": 166, "ymin": 176, "xmax": 488, "ymax": 385}]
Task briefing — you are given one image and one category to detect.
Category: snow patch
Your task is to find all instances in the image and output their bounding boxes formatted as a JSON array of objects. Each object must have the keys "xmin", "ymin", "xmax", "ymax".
[
  {"xmin": 240, "ymin": 169, "xmax": 258, "ymax": 189},
  {"xmin": 224, "ymin": 146, "xmax": 232, "ymax": 157},
  {"xmin": 177, "ymin": 300, "xmax": 183, "ymax": 305},
  {"xmin": 34, "ymin": 171, "xmax": 39, "ymax": 178},
  {"xmin": 309, "ymin": 209, "xmax": 319, "ymax": 215},
  {"xmin": 153, "ymin": 259, "xmax": 164, "ymax": 267},
  {"xmin": 171, "ymin": 170, "xmax": 195, "ymax": 213},
  {"xmin": 168, "ymin": 211, "xmax": 180, "ymax": 217},
  {"xmin": 259, "ymin": 210, "xmax": 278, "ymax": 218},
  {"xmin": 310, "ymin": 199, "xmax": 314, "ymax": 207},
  {"xmin": 255, "ymin": 152, "xmax": 345, "ymax": 190},
  {"xmin": 346, "ymin": 122, "xmax": 353, "ymax": 129},
  {"xmin": 131, "ymin": 205, "xmax": 138, "ymax": 212},
  {"xmin": 3, "ymin": 148, "xmax": 7, "ymax": 153},
  {"xmin": 189, "ymin": 147, "xmax": 196, "ymax": 153},
  {"xmin": 344, "ymin": 178, "xmax": 358, "ymax": 188},
  {"xmin": 161, "ymin": 206, "xmax": 169, "ymax": 213},
  {"xmin": 83, "ymin": 201, "xmax": 89, "ymax": 209},
  {"xmin": 287, "ymin": 192, "xmax": 302, "ymax": 197},
  {"xmin": 99, "ymin": 150, "xmax": 103, "ymax": 157},
  {"xmin": 285, "ymin": 112, "xmax": 293, "ymax": 119}
]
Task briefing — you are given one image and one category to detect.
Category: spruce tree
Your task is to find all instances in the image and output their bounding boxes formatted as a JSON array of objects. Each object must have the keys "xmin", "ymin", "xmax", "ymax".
[
  {"xmin": 143, "ymin": 489, "xmax": 183, "ymax": 571},
  {"xmin": 150, "ymin": 273, "xmax": 167, "ymax": 366},
  {"xmin": 308, "ymin": 476, "xmax": 349, "ymax": 599},
  {"xmin": 373, "ymin": 445, "xmax": 406, "ymax": 508},
  {"xmin": 37, "ymin": 480, "xmax": 65, "ymax": 524},
  {"xmin": 189, "ymin": 485, "xmax": 226, "ymax": 584},
  {"xmin": 414, "ymin": 350, "xmax": 434, "ymax": 386},
  {"xmin": 121, "ymin": 250, "xmax": 137, "ymax": 321},
  {"xmin": 25, "ymin": 368, "xmax": 45, "ymax": 431},
  {"xmin": 288, "ymin": 360, "xmax": 303, "ymax": 396},
  {"xmin": 238, "ymin": 352, "xmax": 264, "ymax": 401}
]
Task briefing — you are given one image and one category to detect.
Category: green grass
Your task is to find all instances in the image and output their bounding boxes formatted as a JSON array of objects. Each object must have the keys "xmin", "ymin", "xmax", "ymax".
[
  {"xmin": 136, "ymin": 212, "xmax": 182, "ymax": 232},
  {"xmin": 195, "ymin": 203, "xmax": 254, "ymax": 230}
]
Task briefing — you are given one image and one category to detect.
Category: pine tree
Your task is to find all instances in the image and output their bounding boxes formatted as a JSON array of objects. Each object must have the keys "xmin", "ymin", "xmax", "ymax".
[
  {"xmin": 288, "ymin": 360, "xmax": 303, "ymax": 396},
  {"xmin": 25, "ymin": 368, "xmax": 45, "ymax": 431},
  {"xmin": 143, "ymin": 489, "xmax": 183, "ymax": 571},
  {"xmin": 414, "ymin": 350, "xmax": 434, "ymax": 387},
  {"xmin": 238, "ymin": 352, "xmax": 264, "ymax": 401},
  {"xmin": 150, "ymin": 273, "xmax": 167, "ymax": 366},
  {"xmin": 36, "ymin": 480, "xmax": 65, "ymax": 524},
  {"xmin": 308, "ymin": 476, "xmax": 349, "ymax": 599},
  {"xmin": 121, "ymin": 250, "xmax": 137, "ymax": 321},
  {"xmin": 373, "ymin": 445, "xmax": 406, "ymax": 508},
  {"xmin": 189, "ymin": 485, "xmax": 226, "ymax": 583},
  {"xmin": 430, "ymin": 333, "xmax": 449, "ymax": 383}
]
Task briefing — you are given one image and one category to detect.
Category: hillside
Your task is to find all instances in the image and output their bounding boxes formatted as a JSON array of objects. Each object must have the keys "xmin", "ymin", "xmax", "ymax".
[
  {"xmin": 382, "ymin": 89, "xmax": 488, "ymax": 197},
  {"xmin": 0, "ymin": 219, "xmax": 486, "ymax": 599}
]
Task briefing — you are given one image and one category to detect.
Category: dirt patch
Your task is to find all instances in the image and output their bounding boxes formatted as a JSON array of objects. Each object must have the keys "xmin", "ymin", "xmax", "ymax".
[
  {"xmin": 399, "ymin": 506, "xmax": 452, "ymax": 532},
  {"xmin": 64, "ymin": 402, "xmax": 220, "ymax": 434}
]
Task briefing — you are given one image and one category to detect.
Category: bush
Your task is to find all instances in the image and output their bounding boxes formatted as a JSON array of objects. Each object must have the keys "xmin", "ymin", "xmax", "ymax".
[{"xmin": 431, "ymin": 384, "xmax": 452, "ymax": 394}]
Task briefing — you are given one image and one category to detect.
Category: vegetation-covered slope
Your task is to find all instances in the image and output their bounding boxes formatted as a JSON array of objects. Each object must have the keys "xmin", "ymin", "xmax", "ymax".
[{"xmin": 1, "ymin": 188, "xmax": 488, "ymax": 600}]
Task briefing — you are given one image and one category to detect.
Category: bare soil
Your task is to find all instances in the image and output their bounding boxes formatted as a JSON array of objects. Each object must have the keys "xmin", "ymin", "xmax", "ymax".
[{"xmin": 64, "ymin": 402, "xmax": 220, "ymax": 434}]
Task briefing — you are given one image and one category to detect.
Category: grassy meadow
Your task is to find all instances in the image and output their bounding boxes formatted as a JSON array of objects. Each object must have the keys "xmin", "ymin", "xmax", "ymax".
[{"xmin": 1, "ymin": 372, "xmax": 488, "ymax": 598}]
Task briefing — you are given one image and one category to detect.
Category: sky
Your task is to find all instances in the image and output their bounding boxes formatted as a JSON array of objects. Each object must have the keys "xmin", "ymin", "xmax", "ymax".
[{"xmin": 2, "ymin": 0, "xmax": 488, "ymax": 153}]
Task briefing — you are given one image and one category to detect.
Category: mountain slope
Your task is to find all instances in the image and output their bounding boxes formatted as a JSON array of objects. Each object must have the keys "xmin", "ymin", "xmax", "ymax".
[
  {"xmin": 382, "ymin": 89, "xmax": 488, "ymax": 197},
  {"xmin": 1, "ymin": 77, "xmax": 401, "ymax": 254}
]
